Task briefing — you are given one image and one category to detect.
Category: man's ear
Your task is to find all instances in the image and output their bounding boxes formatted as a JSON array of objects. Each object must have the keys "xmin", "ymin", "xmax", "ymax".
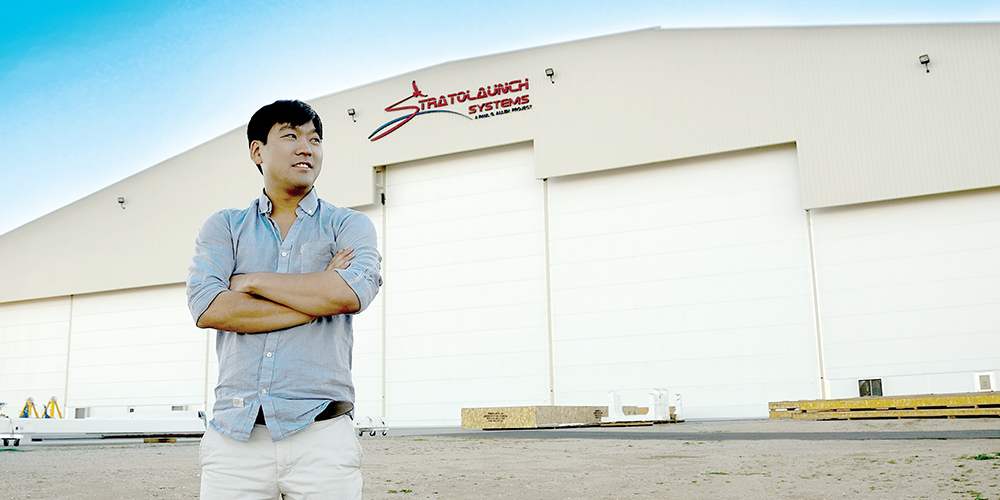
[{"xmin": 249, "ymin": 140, "xmax": 264, "ymax": 166}]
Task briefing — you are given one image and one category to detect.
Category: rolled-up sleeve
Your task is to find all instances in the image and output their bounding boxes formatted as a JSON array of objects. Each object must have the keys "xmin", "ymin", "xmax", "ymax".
[
  {"xmin": 334, "ymin": 211, "xmax": 382, "ymax": 313},
  {"xmin": 187, "ymin": 211, "xmax": 235, "ymax": 324}
]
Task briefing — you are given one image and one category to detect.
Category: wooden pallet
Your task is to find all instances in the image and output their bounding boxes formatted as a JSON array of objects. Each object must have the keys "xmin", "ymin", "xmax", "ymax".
[
  {"xmin": 769, "ymin": 392, "xmax": 1000, "ymax": 420},
  {"xmin": 462, "ymin": 406, "xmax": 608, "ymax": 429},
  {"xmin": 461, "ymin": 405, "xmax": 676, "ymax": 429}
]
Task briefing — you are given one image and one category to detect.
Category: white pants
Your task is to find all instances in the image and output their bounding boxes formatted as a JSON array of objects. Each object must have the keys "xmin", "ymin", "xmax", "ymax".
[{"xmin": 200, "ymin": 415, "xmax": 363, "ymax": 500}]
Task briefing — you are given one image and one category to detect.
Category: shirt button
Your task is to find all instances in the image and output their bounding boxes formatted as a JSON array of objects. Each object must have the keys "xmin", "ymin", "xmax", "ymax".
[
  {"xmin": 281, "ymin": 251, "xmax": 287, "ymax": 257},
  {"xmin": 261, "ymin": 389, "xmax": 267, "ymax": 395},
  {"xmin": 266, "ymin": 352, "xmax": 273, "ymax": 358}
]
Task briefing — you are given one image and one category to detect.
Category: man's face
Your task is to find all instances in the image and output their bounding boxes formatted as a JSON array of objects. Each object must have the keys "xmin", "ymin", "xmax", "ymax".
[{"xmin": 251, "ymin": 121, "xmax": 324, "ymax": 193}]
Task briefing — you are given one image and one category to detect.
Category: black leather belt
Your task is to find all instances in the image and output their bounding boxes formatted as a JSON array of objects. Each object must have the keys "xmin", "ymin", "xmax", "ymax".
[{"xmin": 255, "ymin": 401, "xmax": 354, "ymax": 426}]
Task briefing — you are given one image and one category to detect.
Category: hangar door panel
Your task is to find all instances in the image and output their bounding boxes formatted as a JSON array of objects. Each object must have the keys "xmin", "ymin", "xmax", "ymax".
[
  {"xmin": 383, "ymin": 143, "xmax": 549, "ymax": 426},
  {"xmin": 811, "ymin": 190, "xmax": 1000, "ymax": 397},
  {"xmin": 0, "ymin": 297, "xmax": 72, "ymax": 410},
  {"xmin": 350, "ymin": 203, "xmax": 385, "ymax": 420},
  {"xmin": 546, "ymin": 146, "xmax": 818, "ymax": 419},
  {"xmin": 66, "ymin": 284, "xmax": 209, "ymax": 414}
]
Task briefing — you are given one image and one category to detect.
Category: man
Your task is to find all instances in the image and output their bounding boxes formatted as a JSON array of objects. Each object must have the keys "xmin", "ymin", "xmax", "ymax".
[{"xmin": 187, "ymin": 99, "xmax": 382, "ymax": 499}]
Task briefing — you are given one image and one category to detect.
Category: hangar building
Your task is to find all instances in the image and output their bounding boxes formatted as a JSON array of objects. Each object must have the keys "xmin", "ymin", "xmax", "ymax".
[{"xmin": 1, "ymin": 24, "xmax": 999, "ymax": 425}]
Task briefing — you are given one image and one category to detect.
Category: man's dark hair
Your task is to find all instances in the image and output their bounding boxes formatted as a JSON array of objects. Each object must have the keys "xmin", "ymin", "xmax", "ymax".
[{"xmin": 247, "ymin": 99, "xmax": 324, "ymax": 174}]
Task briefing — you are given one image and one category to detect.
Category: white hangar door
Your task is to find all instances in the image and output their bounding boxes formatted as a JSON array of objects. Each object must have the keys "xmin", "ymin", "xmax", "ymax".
[
  {"xmin": 546, "ymin": 145, "xmax": 819, "ymax": 420},
  {"xmin": 65, "ymin": 284, "xmax": 210, "ymax": 416},
  {"xmin": 347, "ymin": 203, "xmax": 385, "ymax": 421},
  {"xmin": 810, "ymin": 189, "xmax": 1000, "ymax": 398},
  {"xmin": 382, "ymin": 143, "xmax": 550, "ymax": 426},
  {"xmin": 0, "ymin": 297, "xmax": 72, "ymax": 411}
]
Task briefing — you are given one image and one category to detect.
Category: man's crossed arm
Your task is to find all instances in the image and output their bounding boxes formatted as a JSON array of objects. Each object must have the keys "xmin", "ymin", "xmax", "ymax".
[{"xmin": 196, "ymin": 248, "xmax": 359, "ymax": 333}]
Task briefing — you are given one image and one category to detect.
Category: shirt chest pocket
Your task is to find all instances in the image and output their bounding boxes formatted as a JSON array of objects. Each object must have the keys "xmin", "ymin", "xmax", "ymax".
[{"xmin": 299, "ymin": 241, "xmax": 337, "ymax": 273}]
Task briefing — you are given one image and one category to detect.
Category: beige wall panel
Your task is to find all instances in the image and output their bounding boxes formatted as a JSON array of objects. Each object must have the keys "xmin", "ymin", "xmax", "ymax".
[
  {"xmin": 531, "ymin": 24, "xmax": 1000, "ymax": 209},
  {"xmin": 792, "ymin": 24, "xmax": 1000, "ymax": 208},
  {"xmin": 532, "ymin": 29, "xmax": 796, "ymax": 182}
]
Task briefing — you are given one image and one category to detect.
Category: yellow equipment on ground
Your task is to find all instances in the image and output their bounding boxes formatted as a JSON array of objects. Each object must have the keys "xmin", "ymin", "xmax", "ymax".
[
  {"xmin": 19, "ymin": 398, "xmax": 38, "ymax": 418},
  {"xmin": 43, "ymin": 397, "xmax": 63, "ymax": 419},
  {"xmin": 17, "ymin": 397, "xmax": 63, "ymax": 418}
]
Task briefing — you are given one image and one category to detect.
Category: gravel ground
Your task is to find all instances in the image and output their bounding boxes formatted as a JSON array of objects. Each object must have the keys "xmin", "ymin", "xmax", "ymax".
[{"xmin": 1, "ymin": 419, "xmax": 999, "ymax": 499}]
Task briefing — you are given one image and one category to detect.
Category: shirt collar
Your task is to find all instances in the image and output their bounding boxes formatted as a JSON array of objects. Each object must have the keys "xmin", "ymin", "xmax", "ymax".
[
  {"xmin": 297, "ymin": 187, "xmax": 319, "ymax": 216},
  {"xmin": 257, "ymin": 187, "xmax": 320, "ymax": 217},
  {"xmin": 257, "ymin": 190, "xmax": 273, "ymax": 216}
]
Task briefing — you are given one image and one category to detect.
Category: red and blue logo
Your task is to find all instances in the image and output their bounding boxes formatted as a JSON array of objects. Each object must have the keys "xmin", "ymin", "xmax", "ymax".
[
  {"xmin": 369, "ymin": 78, "xmax": 531, "ymax": 141},
  {"xmin": 368, "ymin": 81, "xmax": 470, "ymax": 141}
]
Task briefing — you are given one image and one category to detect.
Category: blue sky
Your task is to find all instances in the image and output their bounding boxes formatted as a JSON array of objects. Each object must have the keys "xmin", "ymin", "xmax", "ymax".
[{"xmin": 1, "ymin": 0, "xmax": 997, "ymax": 235}]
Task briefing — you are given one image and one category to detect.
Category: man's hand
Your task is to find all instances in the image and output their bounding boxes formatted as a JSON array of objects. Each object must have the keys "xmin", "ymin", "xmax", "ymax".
[
  {"xmin": 325, "ymin": 247, "xmax": 354, "ymax": 271},
  {"xmin": 229, "ymin": 273, "xmax": 254, "ymax": 295}
]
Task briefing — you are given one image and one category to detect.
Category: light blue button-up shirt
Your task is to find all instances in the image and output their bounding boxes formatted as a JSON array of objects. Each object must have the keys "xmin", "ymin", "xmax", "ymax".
[{"xmin": 187, "ymin": 188, "xmax": 381, "ymax": 441}]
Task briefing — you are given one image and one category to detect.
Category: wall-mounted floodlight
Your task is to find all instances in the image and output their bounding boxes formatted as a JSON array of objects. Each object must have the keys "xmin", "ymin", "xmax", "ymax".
[
  {"xmin": 117, "ymin": 197, "xmax": 126, "ymax": 209},
  {"xmin": 919, "ymin": 54, "xmax": 930, "ymax": 73},
  {"xmin": 545, "ymin": 68, "xmax": 555, "ymax": 84},
  {"xmin": 348, "ymin": 108, "xmax": 356, "ymax": 122}
]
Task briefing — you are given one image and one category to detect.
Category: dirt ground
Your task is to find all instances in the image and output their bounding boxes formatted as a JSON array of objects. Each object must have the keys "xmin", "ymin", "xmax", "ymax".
[{"xmin": 1, "ymin": 418, "xmax": 999, "ymax": 499}]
